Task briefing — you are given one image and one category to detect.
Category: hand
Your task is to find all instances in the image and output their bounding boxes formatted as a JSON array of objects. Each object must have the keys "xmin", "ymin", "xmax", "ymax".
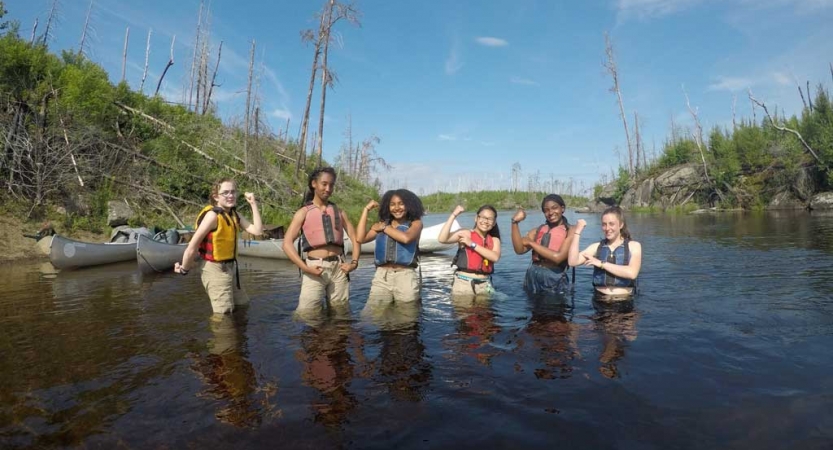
[
  {"xmin": 582, "ymin": 255, "xmax": 603, "ymax": 268},
  {"xmin": 340, "ymin": 262, "xmax": 355, "ymax": 274},
  {"xmin": 174, "ymin": 262, "xmax": 186, "ymax": 273},
  {"xmin": 458, "ymin": 231, "xmax": 472, "ymax": 247},
  {"xmin": 365, "ymin": 200, "xmax": 379, "ymax": 212},
  {"xmin": 575, "ymin": 218, "xmax": 587, "ymax": 232},
  {"xmin": 244, "ymin": 192, "xmax": 256, "ymax": 204},
  {"xmin": 452, "ymin": 205, "xmax": 465, "ymax": 217},
  {"xmin": 305, "ymin": 265, "xmax": 324, "ymax": 277},
  {"xmin": 371, "ymin": 221, "xmax": 387, "ymax": 233},
  {"xmin": 521, "ymin": 236, "xmax": 533, "ymax": 248},
  {"xmin": 512, "ymin": 208, "xmax": 526, "ymax": 223}
]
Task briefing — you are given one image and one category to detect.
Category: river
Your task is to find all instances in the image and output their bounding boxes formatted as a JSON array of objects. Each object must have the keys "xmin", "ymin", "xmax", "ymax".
[{"xmin": 2, "ymin": 210, "xmax": 833, "ymax": 449}]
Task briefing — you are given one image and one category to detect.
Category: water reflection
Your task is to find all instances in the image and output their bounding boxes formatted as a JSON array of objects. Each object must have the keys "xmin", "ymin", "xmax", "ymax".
[
  {"xmin": 448, "ymin": 296, "xmax": 501, "ymax": 366},
  {"xmin": 294, "ymin": 306, "xmax": 358, "ymax": 428},
  {"xmin": 525, "ymin": 294, "xmax": 580, "ymax": 380},
  {"xmin": 363, "ymin": 301, "xmax": 432, "ymax": 402},
  {"xmin": 591, "ymin": 298, "xmax": 639, "ymax": 379},
  {"xmin": 192, "ymin": 310, "xmax": 273, "ymax": 428}
]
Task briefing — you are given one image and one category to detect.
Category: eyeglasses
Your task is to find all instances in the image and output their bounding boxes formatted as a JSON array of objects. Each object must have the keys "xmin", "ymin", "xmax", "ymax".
[
  {"xmin": 477, "ymin": 215, "xmax": 496, "ymax": 223},
  {"xmin": 218, "ymin": 190, "xmax": 238, "ymax": 197}
]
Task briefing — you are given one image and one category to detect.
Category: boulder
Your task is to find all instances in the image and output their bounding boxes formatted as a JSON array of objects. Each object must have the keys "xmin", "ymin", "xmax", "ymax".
[
  {"xmin": 596, "ymin": 181, "xmax": 618, "ymax": 207},
  {"xmin": 809, "ymin": 192, "xmax": 833, "ymax": 210},
  {"xmin": 620, "ymin": 178, "xmax": 655, "ymax": 209},
  {"xmin": 107, "ymin": 200, "xmax": 136, "ymax": 227},
  {"xmin": 768, "ymin": 191, "xmax": 806, "ymax": 210}
]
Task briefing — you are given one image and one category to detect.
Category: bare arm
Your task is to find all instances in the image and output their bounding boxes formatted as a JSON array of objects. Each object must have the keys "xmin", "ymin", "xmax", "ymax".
[
  {"xmin": 510, "ymin": 208, "xmax": 530, "ymax": 254},
  {"xmin": 439, "ymin": 205, "xmax": 465, "ymax": 244},
  {"xmin": 175, "ymin": 211, "xmax": 217, "ymax": 273},
  {"xmin": 339, "ymin": 209, "xmax": 360, "ymax": 273},
  {"xmin": 238, "ymin": 192, "xmax": 263, "ymax": 236},
  {"xmin": 582, "ymin": 241, "xmax": 642, "ymax": 280},
  {"xmin": 356, "ymin": 200, "xmax": 379, "ymax": 244},
  {"xmin": 524, "ymin": 227, "xmax": 575, "ymax": 265},
  {"xmin": 384, "ymin": 219, "xmax": 423, "ymax": 244},
  {"xmin": 281, "ymin": 208, "xmax": 323, "ymax": 277},
  {"xmin": 458, "ymin": 231, "xmax": 501, "ymax": 263},
  {"xmin": 568, "ymin": 219, "xmax": 589, "ymax": 266}
]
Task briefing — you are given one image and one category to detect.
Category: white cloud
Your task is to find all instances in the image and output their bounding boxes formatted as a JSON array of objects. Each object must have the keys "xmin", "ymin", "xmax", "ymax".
[
  {"xmin": 706, "ymin": 75, "xmax": 754, "ymax": 92},
  {"xmin": 771, "ymin": 72, "xmax": 792, "ymax": 86},
  {"xmin": 270, "ymin": 109, "xmax": 292, "ymax": 120},
  {"xmin": 475, "ymin": 37, "xmax": 509, "ymax": 47},
  {"xmin": 616, "ymin": 0, "xmax": 703, "ymax": 20},
  {"xmin": 510, "ymin": 76, "xmax": 540, "ymax": 86},
  {"xmin": 438, "ymin": 134, "xmax": 456, "ymax": 141},
  {"xmin": 445, "ymin": 41, "xmax": 464, "ymax": 75}
]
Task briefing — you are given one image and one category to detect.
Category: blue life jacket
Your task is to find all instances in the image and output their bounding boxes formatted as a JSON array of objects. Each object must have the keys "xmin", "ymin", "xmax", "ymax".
[
  {"xmin": 592, "ymin": 238, "xmax": 636, "ymax": 288},
  {"xmin": 374, "ymin": 222, "xmax": 418, "ymax": 267}
]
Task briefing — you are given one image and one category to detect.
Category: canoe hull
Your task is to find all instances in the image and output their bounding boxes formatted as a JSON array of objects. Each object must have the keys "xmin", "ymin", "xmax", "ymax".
[
  {"xmin": 237, "ymin": 220, "xmax": 460, "ymax": 260},
  {"xmin": 136, "ymin": 235, "xmax": 188, "ymax": 274},
  {"xmin": 49, "ymin": 234, "xmax": 136, "ymax": 270}
]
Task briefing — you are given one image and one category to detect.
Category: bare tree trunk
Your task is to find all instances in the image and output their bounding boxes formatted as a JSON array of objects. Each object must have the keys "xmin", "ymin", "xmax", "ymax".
[
  {"xmin": 188, "ymin": 1, "xmax": 204, "ymax": 111},
  {"xmin": 798, "ymin": 84, "xmax": 808, "ymax": 110},
  {"xmin": 604, "ymin": 32, "xmax": 634, "ymax": 176},
  {"xmin": 204, "ymin": 40, "xmax": 223, "ymax": 114},
  {"xmin": 140, "ymin": 29, "xmax": 151, "ymax": 92},
  {"xmin": 243, "ymin": 39, "xmax": 256, "ymax": 173},
  {"xmin": 78, "ymin": 0, "xmax": 93, "ymax": 56},
  {"xmin": 807, "ymin": 81, "xmax": 814, "ymax": 110},
  {"xmin": 121, "ymin": 26, "xmax": 129, "ymax": 83},
  {"xmin": 30, "ymin": 18, "xmax": 38, "ymax": 44},
  {"xmin": 42, "ymin": 0, "xmax": 58, "ymax": 46},
  {"xmin": 155, "ymin": 35, "xmax": 176, "ymax": 97},
  {"xmin": 315, "ymin": 0, "xmax": 336, "ymax": 166},
  {"xmin": 296, "ymin": 9, "xmax": 326, "ymax": 179},
  {"xmin": 732, "ymin": 94, "xmax": 737, "ymax": 131},
  {"xmin": 634, "ymin": 111, "xmax": 644, "ymax": 171},
  {"xmin": 749, "ymin": 90, "xmax": 824, "ymax": 166},
  {"xmin": 683, "ymin": 86, "xmax": 712, "ymax": 186}
]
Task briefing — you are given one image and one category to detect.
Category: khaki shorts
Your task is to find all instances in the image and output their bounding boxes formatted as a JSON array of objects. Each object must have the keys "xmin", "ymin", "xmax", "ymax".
[
  {"xmin": 367, "ymin": 266, "xmax": 420, "ymax": 304},
  {"xmin": 297, "ymin": 257, "xmax": 350, "ymax": 310},
  {"xmin": 201, "ymin": 260, "xmax": 249, "ymax": 314},
  {"xmin": 451, "ymin": 273, "xmax": 494, "ymax": 297}
]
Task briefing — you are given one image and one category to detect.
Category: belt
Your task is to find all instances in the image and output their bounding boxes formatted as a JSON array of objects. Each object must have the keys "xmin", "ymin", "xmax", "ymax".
[
  {"xmin": 455, "ymin": 272, "xmax": 490, "ymax": 283},
  {"xmin": 307, "ymin": 255, "xmax": 341, "ymax": 262}
]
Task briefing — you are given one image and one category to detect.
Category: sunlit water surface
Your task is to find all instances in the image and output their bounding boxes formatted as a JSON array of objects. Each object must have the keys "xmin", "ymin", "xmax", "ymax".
[{"xmin": 2, "ymin": 211, "xmax": 833, "ymax": 449}]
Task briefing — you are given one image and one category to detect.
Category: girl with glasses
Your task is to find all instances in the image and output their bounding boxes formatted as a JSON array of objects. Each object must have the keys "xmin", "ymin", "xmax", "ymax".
[
  {"xmin": 510, "ymin": 194, "xmax": 576, "ymax": 296},
  {"xmin": 175, "ymin": 178, "xmax": 263, "ymax": 315},
  {"xmin": 438, "ymin": 205, "xmax": 502, "ymax": 297}
]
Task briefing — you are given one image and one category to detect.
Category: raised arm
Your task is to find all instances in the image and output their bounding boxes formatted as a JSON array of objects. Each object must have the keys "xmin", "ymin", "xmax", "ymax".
[
  {"xmin": 439, "ymin": 205, "xmax": 465, "ymax": 244},
  {"xmin": 356, "ymin": 200, "xmax": 379, "ymax": 244},
  {"xmin": 384, "ymin": 219, "xmax": 423, "ymax": 244},
  {"xmin": 510, "ymin": 208, "xmax": 531, "ymax": 254},
  {"xmin": 238, "ymin": 192, "xmax": 263, "ymax": 236}
]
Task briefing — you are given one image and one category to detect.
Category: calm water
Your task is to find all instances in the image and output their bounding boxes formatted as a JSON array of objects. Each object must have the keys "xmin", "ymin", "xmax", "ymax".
[{"xmin": 2, "ymin": 210, "xmax": 833, "ymax": 449}]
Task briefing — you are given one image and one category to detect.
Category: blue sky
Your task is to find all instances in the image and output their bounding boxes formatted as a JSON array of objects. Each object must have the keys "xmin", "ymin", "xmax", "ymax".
[{"xmin": 6, "ymin": 0, "xmax": 833, "ymax": 195}]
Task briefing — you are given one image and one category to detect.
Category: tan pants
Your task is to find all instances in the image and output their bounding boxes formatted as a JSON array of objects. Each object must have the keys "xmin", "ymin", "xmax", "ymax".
[
  {"xmin": 366, "ymin": 266, "xmax": 420, "ymax": 305},
  {"xmin": 451, "ymin": 273, "xmax": 494, "ymax": 297},
  {"xmin": 201, "ymin": 260, "xmax": 249, "ymax": 314},
  {"xmin": 297, "ymin": 258, "xmax": 350, "ymax": 311}
]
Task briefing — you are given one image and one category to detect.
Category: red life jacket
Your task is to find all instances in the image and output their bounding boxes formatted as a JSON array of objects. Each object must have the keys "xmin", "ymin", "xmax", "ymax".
[
  {"xmin": 452, "ymin": 231, "xmax": 494, "ymax": 275},
  {"xmin": 300, "ymin": 202, "xmax": 344, "ymax": 251},
  {"xmin": 532, "ymin": 222, "xmax": 567, "ymax": 263}
]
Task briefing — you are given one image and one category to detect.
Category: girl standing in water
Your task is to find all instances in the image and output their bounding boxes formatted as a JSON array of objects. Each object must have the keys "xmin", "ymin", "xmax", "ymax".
[
  {"xmin": 567, "ymin": 206, "xmax": 642, "ymax": 299},
  {"xmin": 282, "ymin": 167, "xmax": 361, "ymax": 313},
  {"xmin": 175, "ymin": 178, "xmax": 263, "ymax": 315},
  {"xmin": 438, "ymin": 204, "xmax": 502, "ymax": 297},
  {"xmin": 356, "ymin": 189, "xmax": 425, "ymax": 303},
  {"xmin": 510, "ymin": 194, "xmax": 575, "ymax": 295}
]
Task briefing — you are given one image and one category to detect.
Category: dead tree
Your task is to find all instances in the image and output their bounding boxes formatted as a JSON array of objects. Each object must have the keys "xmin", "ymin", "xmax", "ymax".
[
  {"xmin": 243, "ymin": 40, "xmax": 255, "ymax": 172},
  {"xmin": 78, "ymin": 0, "xmax": 93, "ymax": 56},
  {"xmin": 140, "ymin": 29, "xmax": 152, "ymax": 92},
  {"xmin": 604, "ymin": 32, "xmax": 634, "ymax": 176},
  {"xmin": 748, "ymin": 90, "xmax": 824, "ymax": 167},
  {"xmin": 296, "ymin": 6, "xmax": 328, "ymax": 178},
  {"xmin": 188, "ymin": 0, "xmax": 205, "ymax": 111},
  {"xmin": 683, "ymin": 86, "xmax": 712, "ymax": 186},
  {"xmin": 30, "ymin": 18, "xmax": 38, "ymax": 44},
  {"xmin": 203, "ymin": 40, "xmax": 223, "ymax": 113},
  {"xmin": 155, "ymin": 35, "xmax": 176, "ymax": 96},
  {"xmin": 121, "ymin": 26, "xmax": 129, "ymax": 83},
  {"xmin": 42, "ymin": 0, "xmax": 58, "ymax": 46}
]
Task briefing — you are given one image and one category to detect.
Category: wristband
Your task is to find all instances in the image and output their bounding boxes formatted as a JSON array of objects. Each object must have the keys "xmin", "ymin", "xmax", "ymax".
[
  {"xmin": 511, "ymin": 220, "xmax": 520, "ymax": 225},
  {"xmin": 600, "ymin": 261, "xmax": 605, "ymax": 270},
  {"xmin": 351, "ymin": 260, "xmax": 359, "ymax": 267},
  {"xmin": 180, "ymin": 267, "xmax": 189, "ymax": 276}
]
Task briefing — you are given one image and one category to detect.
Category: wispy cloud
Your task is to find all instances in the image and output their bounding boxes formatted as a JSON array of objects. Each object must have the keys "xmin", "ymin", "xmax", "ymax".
[
  {"xmin": 445, "ymin": 40, "xmax": 464, "ymax": 75},
  {"xmin": 706, "ymin": 75, "xmax": 754, "ymax": 92},
  {"xmin": 438, "ymin": 134, "xmax": 457, "ymax": 141},
  {"xmin": 270, "ymin": 109, "xmax": 292, "ymax": 120},
  {"xmin": 616, "ymin": 0, "xmax": 702, "ymax": 20},
  {"xmin": 618, "ymin": 0, "xmax": 833, "ymax": 22},
  {"xmin": 475, "ymin": 36, "xmax": 509, "ymax": 47},
  {"xmin": 510, "ymin": 76, "xmax": 539, "ymax": 86},
  {"xmin": 772, "ymin": 72, "xmax": 792, "ymax": 86}
]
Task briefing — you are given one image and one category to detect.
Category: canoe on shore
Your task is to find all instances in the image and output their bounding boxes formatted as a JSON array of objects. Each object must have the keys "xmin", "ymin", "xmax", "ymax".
[
  {"xmin": 136, "ymin": 234, "xmax": 188, "ymax": 274},
  {"xmin": 49, "ymin": 234, "xmax": 136, "ymax": 270},
  {"xmin": 238, "ymin": 220, "xmax": 461, "ymax": 260}
]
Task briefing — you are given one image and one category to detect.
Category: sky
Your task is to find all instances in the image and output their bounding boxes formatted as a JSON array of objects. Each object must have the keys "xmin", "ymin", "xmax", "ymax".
[{"xmin": 6, "ymin": 0, "xmax": 833, "ymax": 196}]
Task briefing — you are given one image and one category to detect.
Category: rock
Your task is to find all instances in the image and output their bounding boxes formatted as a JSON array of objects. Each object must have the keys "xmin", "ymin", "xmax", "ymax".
[
  {"xmin": 809, "ymin": 192, "xmax": 833, "ymax": 210},
  {"xmin": 793, "ymin": 167, "xmax": 816, "ymax": 201},
  {"xmin": 107, "ymin": 200, "xmax": 136, "ymax": 227},
  {"xmin": 768, "ymin": 191, "xmax": 806, "ymax": 210},
  {"xmin": 620, "ymin": 178, "xmax": 655, "ymax": 209},
  {"xmin": 596, "ymin": 181, "xmax": 618, "ymax": 207}
]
